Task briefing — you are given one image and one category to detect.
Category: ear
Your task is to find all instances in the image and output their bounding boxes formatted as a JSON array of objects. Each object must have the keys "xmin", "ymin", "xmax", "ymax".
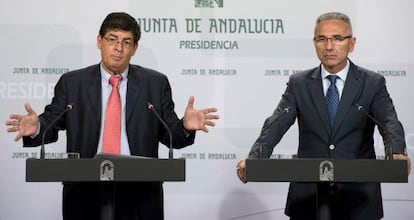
[
  {"xmin": 348, "ymin": 37, "xmax": 356, "ymax": 53},
  {"xmin": 131, "ymin": 43, "xmax": 139, "ymax": 56},
  {"xmin": 97, "ymin": 35, "xmax": 103, "ymax": 49}
]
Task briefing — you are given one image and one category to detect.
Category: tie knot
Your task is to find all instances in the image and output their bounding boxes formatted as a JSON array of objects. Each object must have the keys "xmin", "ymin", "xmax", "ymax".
[
  {"xmin": 327, "ymin": 74, "xmax": 339, "ymax": 85},
  {"xmin": 109, "ymin": 76, "xmax": 122, "ymax": 88}
]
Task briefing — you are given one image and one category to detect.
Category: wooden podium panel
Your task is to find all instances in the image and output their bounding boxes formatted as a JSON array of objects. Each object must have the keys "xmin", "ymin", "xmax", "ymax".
[
  {"xmin": 26, "ymin": 157, "xmax": 185, "ymax": 182},
  {"xmin": 26, "ymin": 155, "xmax": 186, "ymax": 220},
  {"xmin": 245, "ymin": 158, "xmax": 408, "ymax": 220},
  {"xmin": 246, "ymin": 158, "xmax": 408, "ymax": 183}
]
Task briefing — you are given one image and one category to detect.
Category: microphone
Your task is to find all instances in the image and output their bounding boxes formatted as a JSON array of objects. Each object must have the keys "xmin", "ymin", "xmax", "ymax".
[
  {"xmin": 147, "ymin": 102, "xmax": 173, "ymax": 159},
  {"xmin": 40, "ymin": 103, "xmax": 73, "ymax": 159},
  {"xmin": 355, "ymin": 104, "xmax": 393, "ymax": 160},
  {"xmin": 259, "ymin": 106, "xmax": 290, "ymax": 159}
]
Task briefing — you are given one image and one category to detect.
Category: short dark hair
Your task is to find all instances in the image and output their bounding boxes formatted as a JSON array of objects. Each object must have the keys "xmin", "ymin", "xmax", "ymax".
[{"xmin": 99, "ymin": 12, "xmax": 141, "ymax": 43}]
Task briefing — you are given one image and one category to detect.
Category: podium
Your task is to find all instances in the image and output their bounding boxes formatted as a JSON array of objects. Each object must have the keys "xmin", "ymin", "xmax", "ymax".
[
  {"xmin": 245, "ymin": 158, "xmax": 408, "ymax": 220},
  {"xmin": 26, "ymin": 155, "xmax": 185, "ymax": 220}
]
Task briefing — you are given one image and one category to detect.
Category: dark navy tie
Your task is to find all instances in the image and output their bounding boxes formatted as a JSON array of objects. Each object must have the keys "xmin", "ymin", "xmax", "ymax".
[{"xmin": 326, "ymin": 75, "xmax": 339, "ymax": 128}]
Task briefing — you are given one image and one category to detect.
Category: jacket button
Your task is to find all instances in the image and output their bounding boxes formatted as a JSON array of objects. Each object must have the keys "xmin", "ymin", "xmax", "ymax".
[{"xmin": 329, "ymin": 144, "xmax": 335, "ymax": 150}]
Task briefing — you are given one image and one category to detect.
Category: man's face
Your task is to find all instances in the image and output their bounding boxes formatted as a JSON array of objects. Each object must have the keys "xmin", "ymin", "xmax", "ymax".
[
  {"xmin": 313, "ymin": 19, "xmax": 355, "ymax": 73},
  {"xmin": 97, "ymin": 30, "xmax": 138, "ymax": 75}
]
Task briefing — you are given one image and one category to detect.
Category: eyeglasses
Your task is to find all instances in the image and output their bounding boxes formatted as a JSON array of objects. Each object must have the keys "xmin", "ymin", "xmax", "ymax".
[
  {"xmin": 313, "ymin": 35, "xmax": 352, "ymax": 44},
  {"xmin": 103, "ymin": 36, "xmax": 135, "ymax": 49}
]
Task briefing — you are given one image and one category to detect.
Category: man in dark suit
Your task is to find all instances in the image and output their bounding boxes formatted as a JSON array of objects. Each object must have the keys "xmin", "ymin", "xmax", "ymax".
[
  {"xmin": 6, "ymin": 12, "xmax": 219, "ymax": 220},
  {"xmin": 236, "ymin": 12, "xmax": 410, "ymax": 220}
]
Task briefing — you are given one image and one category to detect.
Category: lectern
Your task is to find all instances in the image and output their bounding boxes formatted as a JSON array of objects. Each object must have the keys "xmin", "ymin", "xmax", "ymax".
[
  {"xmin": 245, "ymin": 158, "xmax": 408, "ymax": 220},
  {"xmin": 26, "ymin": 155, "xmax": 185, "ymax": 220}
]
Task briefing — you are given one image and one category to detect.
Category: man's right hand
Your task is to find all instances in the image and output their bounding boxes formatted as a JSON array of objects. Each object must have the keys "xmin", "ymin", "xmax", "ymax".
[
  {"xmin": 6, "ymin": 103, "xmax": 39, "ymax": 141},
  {"xmin": 236, "ymin": 159, "xmax": 247, "ymax": 183}
]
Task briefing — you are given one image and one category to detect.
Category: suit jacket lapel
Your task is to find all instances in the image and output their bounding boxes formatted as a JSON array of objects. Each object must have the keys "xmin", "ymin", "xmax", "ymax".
[
  {"xmin": 87, "ymin": 65, "xmax": 102, "ymax": 120},
  {"xmin": 126, "ymin": 65, "xmax": 142, "ymax": 123},
  {"xmin": 308, "ymin": 66, "xmax": 331, "ymax": 134},
  {"xmin": 84, "ymin": 65, "xmax": 102, "ymax": 154}
]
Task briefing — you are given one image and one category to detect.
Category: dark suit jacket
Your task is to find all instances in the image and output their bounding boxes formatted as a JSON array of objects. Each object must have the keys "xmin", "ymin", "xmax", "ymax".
[
  {"xmin": 249, "ymin": 61, "xmax": 406, "ymax": 220},
  {"xmin": 23, "ymin": 64, "xmax": 196, "ymax": 220}
]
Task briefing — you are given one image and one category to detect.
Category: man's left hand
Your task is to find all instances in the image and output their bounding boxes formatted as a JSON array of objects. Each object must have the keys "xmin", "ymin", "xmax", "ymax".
[
  {"xmin": 183, "ymin": 96, "xmax": 219, "ymax": 133},
  {"xmin": 393, "ymin": 154, "xmax": 411, "ymax": 175}
]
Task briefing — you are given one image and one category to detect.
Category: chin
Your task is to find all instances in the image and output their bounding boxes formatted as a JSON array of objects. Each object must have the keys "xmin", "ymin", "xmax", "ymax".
[{"xmin": 323, "ymin": 60, "xmax": 339, "ymax": 67}]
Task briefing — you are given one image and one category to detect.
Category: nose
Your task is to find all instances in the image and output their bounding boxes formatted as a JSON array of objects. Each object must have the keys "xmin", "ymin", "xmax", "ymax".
[
  {"xmin": 114, "ymin": 40, "xmax": 123, "ymax": 51},
  {"xmin": 325, "ymin": 39, "xmax": 334, "ymax": 50}
]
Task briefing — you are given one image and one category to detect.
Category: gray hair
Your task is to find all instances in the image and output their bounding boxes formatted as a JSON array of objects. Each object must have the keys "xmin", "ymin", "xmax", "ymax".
[{"xmin": 316, "ymin": 12, "xmax": 353, "ymax": 34}]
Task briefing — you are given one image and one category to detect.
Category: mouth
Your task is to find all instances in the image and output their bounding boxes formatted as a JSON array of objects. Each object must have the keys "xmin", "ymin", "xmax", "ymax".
[
  {"xmin": 324, "ymin": 54, "xmax": 337, "ymax": 60},
  {"xmin": 111, "ymin": 55, "xmax": 123, "ymax": 61}
]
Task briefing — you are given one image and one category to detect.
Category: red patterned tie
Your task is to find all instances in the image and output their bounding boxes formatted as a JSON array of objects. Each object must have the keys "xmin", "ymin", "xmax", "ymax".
[{"xmin": 102, "ymin": 76, "xmax": 122, "ymax": 154}]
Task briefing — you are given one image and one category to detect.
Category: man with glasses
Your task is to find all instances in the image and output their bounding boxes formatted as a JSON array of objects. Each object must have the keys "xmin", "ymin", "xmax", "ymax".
[
  {"xmin": 236, "ymin": 12, "xmax": 410, "ymax": 220},
  {"xmin": 6, "ymin": 12, "xmax": 219, "ymax": 220}
]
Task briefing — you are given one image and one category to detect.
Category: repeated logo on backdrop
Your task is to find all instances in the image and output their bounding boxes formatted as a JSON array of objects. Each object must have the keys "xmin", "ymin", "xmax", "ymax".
[{"xmin": 195, "ymin": 0, "xmax": 223, "ymax": 8}]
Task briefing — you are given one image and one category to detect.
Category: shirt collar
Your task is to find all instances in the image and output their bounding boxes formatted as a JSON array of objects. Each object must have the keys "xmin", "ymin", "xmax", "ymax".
[
  {"xmin": 100, "ymin": 63, "xmax": 129, "ymax": 85},
  {"xmin": 321, "ymin": 59, "xmax": 350, "ymax": 81}
]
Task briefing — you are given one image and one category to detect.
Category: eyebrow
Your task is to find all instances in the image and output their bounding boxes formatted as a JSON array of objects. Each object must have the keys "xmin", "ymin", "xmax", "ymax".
[
  {"xmin": 316, "ymin": 33, "xmax": 352, "ymax": 36},
  {"xmin": 107, "ymin": 33, "xmax": 133, "ymax": 40}
]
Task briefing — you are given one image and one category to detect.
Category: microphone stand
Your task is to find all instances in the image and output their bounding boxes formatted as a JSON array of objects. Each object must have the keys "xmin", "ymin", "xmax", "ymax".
[
  {"xmin": 40, "ymin": 104, "xmax": 73, "ymax": 159},
  {"xmin": 148, "ymin": 103, "xmax": 174, "ymax": 159}
]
